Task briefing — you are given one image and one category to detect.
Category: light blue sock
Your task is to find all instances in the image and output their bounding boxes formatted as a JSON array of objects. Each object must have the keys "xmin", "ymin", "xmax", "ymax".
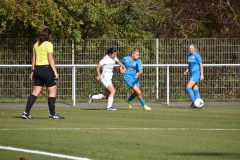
[
  {"xmin": 139, "ymin": 98, "xmax": 145, "ymax": 106},
  {"xmin": 128, "ymin": 95, "xmax": 136, "ymax": 102},
  {"xmin": 186, "ymin": 87, "xmax": 195, "ymax": 103},
  {"xmin": 194, "ymin": 90, "xmax": 201, "ymax": 99}
]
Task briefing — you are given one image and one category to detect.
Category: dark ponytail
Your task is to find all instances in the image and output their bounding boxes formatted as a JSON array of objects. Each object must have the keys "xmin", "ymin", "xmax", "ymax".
[
  {"xmin": 38, "ymin": 28, "xmax": 52, "ymax": 46},
  {"xmin": 106, "ymin": 47, "xmax": 118, "ymax": 55}
]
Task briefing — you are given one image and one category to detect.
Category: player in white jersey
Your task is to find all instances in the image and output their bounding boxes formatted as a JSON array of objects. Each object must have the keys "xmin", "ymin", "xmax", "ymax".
[{"xmin": 89, "ymin": 48, "xmax": 125, "ymax": 111}]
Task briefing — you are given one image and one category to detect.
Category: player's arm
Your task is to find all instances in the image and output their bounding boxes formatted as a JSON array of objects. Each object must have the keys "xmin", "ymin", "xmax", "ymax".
[
  {"xmin": 118, "ymin": 61, "xmax": 126, "ymax": 74},
  {"xmin": 48, "ymin": 53, "xmax": 58, "ymax": 79},
  {"xmin": 200, "ymin": 63, "xmax": 204, "ymax": 80},
  {"xmin": 32, "ymin": 51, "xmax": 36, "ymax": 71},
  {"xmin": 30, "ymin": 50, "xmax": 36, "ymax": 80},
  {"xmin": 117, "ymin": 61, "xmax": 125, "ymax": 68},
  {"xmin": 47, "ymin": 42, "xmax": 58, "ymax": 79},
  {"xmin": 136, "ymin": 70, "xmax": 143, "ymax": 78},
  {"xmin": 136, "ymin": 60, "xmax": 143, "ymax": 78},
  {"xmin": 96, "ymin": 63, "xmax": 102, "ymax": 80},
  {"xmin": 197, "ymin": 54, "xmax": 204, "ymax": 80},
  {"xmin": 184, "ymin": 69, "xmax": 189, "ymax": 75}
]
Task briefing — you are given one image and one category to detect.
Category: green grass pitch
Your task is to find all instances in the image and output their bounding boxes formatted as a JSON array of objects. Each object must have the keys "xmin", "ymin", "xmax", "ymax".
[{"xmin": 0, "ymin": 105, "xmax": 240, "ymax": 160}]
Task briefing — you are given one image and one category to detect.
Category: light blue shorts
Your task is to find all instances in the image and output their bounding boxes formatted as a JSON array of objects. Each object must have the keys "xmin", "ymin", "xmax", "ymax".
[
  {"xmin": 124, "ymin": 74, "xmax": 140, "ymax": 88},
  {"xmin": 190, "ymin": 71, "xmax": 200, "ymax": 83}
]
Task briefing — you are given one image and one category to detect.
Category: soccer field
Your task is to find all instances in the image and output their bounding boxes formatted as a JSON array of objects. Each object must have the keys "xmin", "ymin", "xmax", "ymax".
[{"xmin": 0, "ymin": 106, "xmax": 239, "ymax": 160}]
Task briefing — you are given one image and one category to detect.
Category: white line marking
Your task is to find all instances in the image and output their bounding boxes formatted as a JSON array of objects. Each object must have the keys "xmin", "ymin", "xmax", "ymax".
[
  {"xmin": 0, "ymin": 145, "xmax": 92, "ymax": 160},
  {"xmin": 0, "ymin": 128, "xmax": 239, "ymax": 131}
]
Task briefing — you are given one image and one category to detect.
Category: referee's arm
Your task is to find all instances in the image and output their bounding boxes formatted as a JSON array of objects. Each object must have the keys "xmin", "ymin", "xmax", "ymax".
[
  {"xmin": 32, "ymin": 50, "xmax": 36, "ymax": 71},
  {"xmin": 48, "ymin": 53, "xmax": 59, "ymax": 79},
  {"xmin": 30, "ymin": 50, "xmax": 36, "ymax": 80}
]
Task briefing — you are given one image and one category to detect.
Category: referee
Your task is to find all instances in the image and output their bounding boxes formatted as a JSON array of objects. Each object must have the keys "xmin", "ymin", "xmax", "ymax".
[{"xmin": 22, "ymin": 28, "xmax": 64, "ymax": 119}]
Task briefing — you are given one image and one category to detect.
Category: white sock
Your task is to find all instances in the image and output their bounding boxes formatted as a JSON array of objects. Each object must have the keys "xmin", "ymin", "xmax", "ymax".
[
  {"xmin": 92, "ymin": 94, "xmax": 103, "ymax": 100},
  {"xmin": 107, "ymin": 97, "xmax": 114, "ymax": 108}
]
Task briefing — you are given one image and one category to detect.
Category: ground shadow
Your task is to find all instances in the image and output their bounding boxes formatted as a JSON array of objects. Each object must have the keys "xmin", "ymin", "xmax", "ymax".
[
  {"xmin": 173, "ymin": 152, "xmax": 240, "ymax": 157},
  {"xmin": 12, "ymin": 116, "xmax": 49, "ymax": 119},
  {"xmin": 81, "ymin": 108, "xmax": 130, "ymax": 111}
]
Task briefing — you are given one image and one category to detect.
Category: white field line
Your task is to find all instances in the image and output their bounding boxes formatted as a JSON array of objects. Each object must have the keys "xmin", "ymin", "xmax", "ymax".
[
  {"xmin": 0, "ymin": 128, "xmax": 240, "ymax": 131},
  {"xmin": 0, "ymin": 145, "xmax": 92, "ymax": 160}
]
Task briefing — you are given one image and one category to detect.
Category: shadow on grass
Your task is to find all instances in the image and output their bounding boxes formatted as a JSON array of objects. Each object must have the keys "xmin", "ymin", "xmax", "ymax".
[
  {"xmin": 81, "ymin": 108, "xmax": 105, "ymax": 111},
  {"xmin": 173, "ymin": 152, "xmax": 240, "ymax": 157},
  {"xmin": 81, "ymin": 108, "xmax": 130, "ymax": 111},
  {"xmin": 12, "ymin": 116, "xmax": 49, "ymax": 119}
]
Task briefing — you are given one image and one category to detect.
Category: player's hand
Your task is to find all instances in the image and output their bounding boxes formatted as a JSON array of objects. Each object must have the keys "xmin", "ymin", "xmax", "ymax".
[
  {"xmin": 184, "ymin": 71, "xmax": 188, "ymax": 76},
  {"xmin": 96, "ymin": 75, "xmax": 101, "ymax": 80},
  {"xmin": 136, "ymin": 73, "xmax": 139, "ymax": 78},
  {"xmin": 30, "ymin": 72, "xmax": 34, "ymax": 80},
  {"xmin": 54, "ymin": 72, "xmax": 59, "ymax": 80},
  {"xmin": 120, "ymin": 66, "xmax": 126, "ymax": 74},
  {"xmin": 200, "ymin": 75, "xmax": 204, "ymax": 81}
]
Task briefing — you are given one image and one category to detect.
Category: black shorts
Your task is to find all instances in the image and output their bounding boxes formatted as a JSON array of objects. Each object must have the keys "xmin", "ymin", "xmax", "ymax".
[{"xmin": 33, "ymin": 65, "xmax": 56, "ymax": 87}]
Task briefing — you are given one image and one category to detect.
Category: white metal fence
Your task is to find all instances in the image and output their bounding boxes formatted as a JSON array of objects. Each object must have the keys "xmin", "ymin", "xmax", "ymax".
[
  {"xmin": 0, "ymin": 64, "xmax": 239, "ymax": 106},
  {"xmin": 0, "ymin": 38, "xmax": 239, "ymax": 106}
]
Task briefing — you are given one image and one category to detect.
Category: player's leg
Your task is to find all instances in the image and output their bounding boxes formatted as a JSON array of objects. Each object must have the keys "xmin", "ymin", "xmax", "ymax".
[
  {"xmin": 47, "ymin": 85, "xmax": 64, "ymax": 119},
  {"xmin": 89, "ymin": 88, "xmax": 109, "ymax": 102},
  {"xmin": 48, "ymin": 85, "xmax": 57, "ymax": 116},
  {"xmin": 127, "ymin": 92, "xmax": 137, "ymax": 108},
  {"xmin": 22, "ymin": 86, "xmax": 42, "ymax": 119},
  {"xmin": 132, "ymin": 85, "xmax": 151, "ymax": 110},
  {"xmin": 106, "ymin": 84, "xmax": 117, "ymax": 111},
  {"xmin": 186, "ymin": 80, "xmax": 197, "ymax": 108},
  {"xmin": 22, "ymin": 69, "xmax": 43, "ymax": 119},
  {"xmin": 102, "ymin": 88, "xmax": 110, "ymax": 98},
  {"xmin": 124, "ymin": 75, "xmax": 137, "ymax": 108},
  {"xmin": 91, "ymin": 93, "xmax": 105, "ymax": 99},
  {"xmin": 89, "ymin": 75, "xmax": 109, "ymax": 103},
  {"xmin": 193, "ymin": 83, "xmax": 201, "ymax": 99},
  {"xmin": 43, "ymin": 66, "xmax": 64, "ymax": 119},
  {"xmin": 89, "ymin": 90, "xmax": 108, "ymax": 103}
]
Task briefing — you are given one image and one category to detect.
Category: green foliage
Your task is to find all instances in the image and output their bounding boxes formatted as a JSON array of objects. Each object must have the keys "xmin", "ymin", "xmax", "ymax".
[{"xmin": 1, "ymin": 0, "xmax": 239, "ymax": 39}]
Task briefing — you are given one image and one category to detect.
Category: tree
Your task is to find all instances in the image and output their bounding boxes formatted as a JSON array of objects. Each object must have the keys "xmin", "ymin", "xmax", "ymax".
[{"xmin": 0, "ymin": 0, "xmax": 239, "ymax": 38}]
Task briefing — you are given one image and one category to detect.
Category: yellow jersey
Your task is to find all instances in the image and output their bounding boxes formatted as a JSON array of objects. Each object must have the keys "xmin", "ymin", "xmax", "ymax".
[{"xmin": 33, "ymin": 41, "xmax": 53, "ymax": 65}]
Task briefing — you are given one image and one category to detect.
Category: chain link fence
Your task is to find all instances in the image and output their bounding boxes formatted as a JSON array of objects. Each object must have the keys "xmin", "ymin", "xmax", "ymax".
[{"xmin": 0, "ymin": 38, "xmax": 239, "ymax": 103}]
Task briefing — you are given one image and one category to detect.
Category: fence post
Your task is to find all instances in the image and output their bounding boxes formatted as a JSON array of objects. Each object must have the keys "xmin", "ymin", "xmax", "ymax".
[
  {"xmin": 71, "ymin": 40, "xmax": 76, "ymax": 106},
  {"xmin": 72, "ymin": 39, "xmax": 75, "ymax": 65},
  {"xmin": 156, "ymin": 38, "xmax": 159, "ymax": 99},
  {"xmin": 72, "ymin": 65, "xmax": 76, "ymax": 107},
  {"xmin": 167, "ymin": 65, "xmax": 170, "ymax": 105}
]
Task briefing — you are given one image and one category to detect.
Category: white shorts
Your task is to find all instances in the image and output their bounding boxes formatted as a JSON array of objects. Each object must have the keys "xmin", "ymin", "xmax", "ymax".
[{"xmin": 101, "ymin": 73, "xmax": 113, "ymax": 88}]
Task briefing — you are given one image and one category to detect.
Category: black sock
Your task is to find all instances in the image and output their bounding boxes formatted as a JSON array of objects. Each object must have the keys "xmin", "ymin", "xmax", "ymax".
[
  {"xmin": 48, "ymin": 97, "xmax": 56, "ymax": 115},
  {"xmin": 25, "ymin": 94, "xmax": 37, "ymax": 114}
]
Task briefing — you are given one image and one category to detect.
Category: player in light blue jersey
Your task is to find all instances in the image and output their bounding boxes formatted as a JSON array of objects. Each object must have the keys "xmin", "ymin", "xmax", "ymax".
[
  {"xmin": 120, "ymin": 48, "xmax": 151, "ymax": 110},
  {"xmin": 184, "ymin": 44, "xmax": 204, "ymax": 109}
]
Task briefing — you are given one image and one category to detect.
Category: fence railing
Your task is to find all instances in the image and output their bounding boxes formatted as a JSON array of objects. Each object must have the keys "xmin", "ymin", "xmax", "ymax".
[
  {"xmin": 0, "ymin": 64, "xmax": 239, "ymax": 106},
  {"xmin": 0, "ymin": 38, "xmax": 239, "ymax": 106}
]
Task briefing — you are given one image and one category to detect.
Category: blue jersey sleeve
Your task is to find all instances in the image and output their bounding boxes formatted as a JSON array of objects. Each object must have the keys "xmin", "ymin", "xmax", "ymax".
[
  {"xmin": 196, "ymin": 53, "xmax": 202, "ymax": 63},
  {"xmin": 136, "ymin": 60, "xmax": 143, "ymax": 71}
]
